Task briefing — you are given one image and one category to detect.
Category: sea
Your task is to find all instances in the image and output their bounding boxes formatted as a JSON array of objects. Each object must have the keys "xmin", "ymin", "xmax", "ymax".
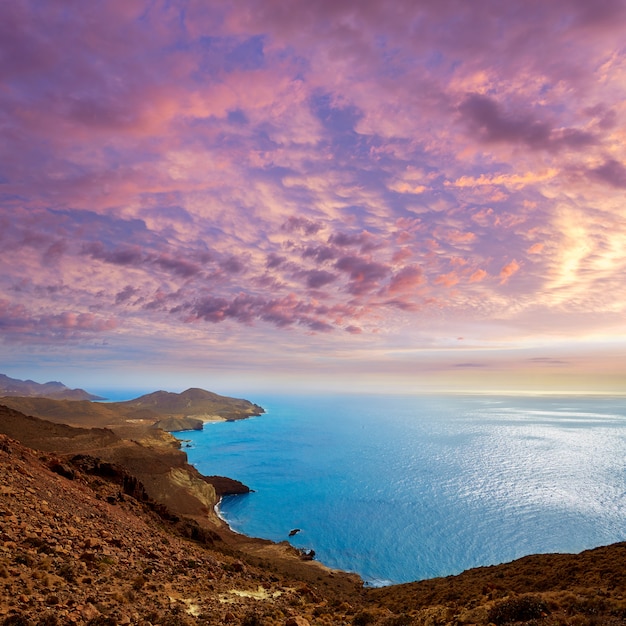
[{"xmin": 175, "ymin": 393, "xmax": 626, "ymax": 586}]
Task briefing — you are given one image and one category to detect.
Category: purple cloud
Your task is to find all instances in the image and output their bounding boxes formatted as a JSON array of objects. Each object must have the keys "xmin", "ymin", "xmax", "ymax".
[
  {"xmin": 303, "ymin": 269, "xmax": 337, "ymax": 289},
  {"xmin": 82, "ymin": 242, "xmax": 144, "ymax": 266},
  {"xmin": 219, "ymin": 256, "xmax": 246, "ymax": 274},
  {"xmin": 282, "ymin": 216, "xmax": 325, "ymax": 235},
  {"xmin": 152, "ymin": 255, "xmax": 202, "ymax": 278},
  {"xmin": 266, "ymin": 253, "xmax": 286, "ymax": 268},
  {"xmin": 115, "ymin": 286, "xmax": 140, "ymax": 305},
  {"xmin": 459, "ymin": 93, "xmax": 597, "ymax": 151},
  {"xmin": 335, "ymin": 256, "xmax": 389, "ymax": 295},
  {"xmin": 302, "ymin": 245, "xmax": 337, "ymax": 264},
  {"xmin": 589, "ymin": 159, "xmax": 626, "ymax": 188},
  {"xmin": 187, "ymin": 292, "xmax": 339, "ymax": 332},
  {"xmin": 0, "ymin": 299, "xmax": 116, "ymax": 342}
]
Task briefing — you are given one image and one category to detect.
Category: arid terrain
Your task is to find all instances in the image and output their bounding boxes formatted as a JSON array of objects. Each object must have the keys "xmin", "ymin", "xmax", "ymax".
[{"xmin": 1, "ymin": 381, "xmax": 626, "ymax": 625}]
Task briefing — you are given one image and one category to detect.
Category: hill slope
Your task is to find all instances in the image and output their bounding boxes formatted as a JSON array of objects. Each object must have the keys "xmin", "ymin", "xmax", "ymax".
[
  {"xmin": 113, "ymin": 387, "xmax": 265, "ymax": 422},
  {"xmin": 0, "ymin": 386, "xmax": 264, "ymax": 431},
  {"xmin": 3, "ymin": 424, "xmax": 626, "ymax": 625},
  {"xmin": 0, "ymin": 432, "xmax": 362, "ymax": 625}
]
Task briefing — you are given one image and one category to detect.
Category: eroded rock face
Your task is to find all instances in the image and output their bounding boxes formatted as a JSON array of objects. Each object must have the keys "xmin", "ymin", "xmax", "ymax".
[
  {"xmin": 167, "ymin": 466, "xmax": 218, "ymax": 510},
  {"xmin": 203, "ymin": 475, "xmax": 251, "ymax": 497}
]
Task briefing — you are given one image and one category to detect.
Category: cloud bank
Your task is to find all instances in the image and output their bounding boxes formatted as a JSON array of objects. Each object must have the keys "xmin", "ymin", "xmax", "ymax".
[{"xmin": 1, "ymin": 0, "xmax": 625, "ymax": 391}]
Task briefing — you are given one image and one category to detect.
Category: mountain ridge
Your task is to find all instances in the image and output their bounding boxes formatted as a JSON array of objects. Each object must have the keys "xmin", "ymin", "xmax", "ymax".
[
  {"xmin": 0, "ymin": 373, "xmax": 104, "ymax": 401},
  {"xmin": 0, "ymin": 374, "xmax": 264, "ymax": 430}
]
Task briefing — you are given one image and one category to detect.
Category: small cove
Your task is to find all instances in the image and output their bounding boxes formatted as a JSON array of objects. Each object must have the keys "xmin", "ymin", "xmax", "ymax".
[{"xmin": 181, "ymin": 393, "xmax": 626, "ymax": 585}]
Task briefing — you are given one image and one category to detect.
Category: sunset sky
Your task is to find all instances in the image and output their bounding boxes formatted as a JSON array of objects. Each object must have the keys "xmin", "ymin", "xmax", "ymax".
[{"xmin": 1, "ymin": 0, "xmax": 626, "ymax": 396}]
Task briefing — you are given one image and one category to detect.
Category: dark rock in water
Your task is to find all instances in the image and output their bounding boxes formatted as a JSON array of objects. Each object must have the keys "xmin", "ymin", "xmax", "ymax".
[
  {"xmin": 289, "ymin": 528, "xmax": 301, "ymax": 537},
  {"xmin": 299, "ymin": 549, "xmax": 315, "ymax": 561},
  {"xmin": 203, "ymin": 475, "xmax": 251, "ymax": 497}
]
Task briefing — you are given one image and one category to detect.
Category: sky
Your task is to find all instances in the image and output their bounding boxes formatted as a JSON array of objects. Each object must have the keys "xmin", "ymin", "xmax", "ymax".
[{"xmin": 1, "ymin": 0, "xmax": 626, "ymax": 396}]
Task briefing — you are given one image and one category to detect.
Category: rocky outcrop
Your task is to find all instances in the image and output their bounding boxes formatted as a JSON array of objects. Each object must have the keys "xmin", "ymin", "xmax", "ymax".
[
  {"xmin": 203, "ymin": 475, "xmax": 251, "ymax": 497},
  {"xmin": 152, "ymin": 416, "xmax": 204, "ymax": 432}
]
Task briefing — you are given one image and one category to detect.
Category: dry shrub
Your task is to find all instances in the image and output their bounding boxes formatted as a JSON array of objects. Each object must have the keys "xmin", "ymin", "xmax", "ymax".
[
  {"xmin": 487, "ymin": 594, "xmax": 549, "ymax": 624},
  {"xmin": 382, "ymin": 616, "xmax": 413, "ymax": 625},
  {"xmin": 352, "ymin": 611, "xmax": 376, "ymax": 625},
  {"xmin": 2, "ymin": 615, "xmax": 33, "ymax": 626}
]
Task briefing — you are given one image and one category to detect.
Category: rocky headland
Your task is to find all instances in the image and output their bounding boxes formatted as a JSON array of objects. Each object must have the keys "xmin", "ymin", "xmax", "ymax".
[{"xmin": 1, "ymin": 377, "xmax": 626, "ymax": 625}]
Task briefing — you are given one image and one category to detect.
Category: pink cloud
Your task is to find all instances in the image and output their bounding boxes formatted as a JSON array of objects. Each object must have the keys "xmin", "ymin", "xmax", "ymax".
[
  {"xmin": 388, "ymin": 265, "xmax": 424, "ymax": 294},
  {"xmin": 446, "ymin": 230, "xmax": 477, "ymax": 244},
  {"xmin": 469, "ymin": 269, "xmax": 488, "ymax": 283},
  {"xmin": 434, "ymin": 272, "xmax": 460, "ymax": 288},
  {"xmin": 391, "ymin": 248, "xmax": 414, "ymax": 264},
  {"xmin": 499, "ymin": 260, "xmax": 520, "ymax": 283},
  {"xmin": 55, "ymin": 313, "xmax": 117, "ymax": 333}
]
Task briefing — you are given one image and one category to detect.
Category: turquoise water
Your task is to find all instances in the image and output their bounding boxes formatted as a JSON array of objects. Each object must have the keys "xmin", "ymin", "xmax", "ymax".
[{"xmin": 180, "ymin": 394, "xmax": 626, "ymax": 585}]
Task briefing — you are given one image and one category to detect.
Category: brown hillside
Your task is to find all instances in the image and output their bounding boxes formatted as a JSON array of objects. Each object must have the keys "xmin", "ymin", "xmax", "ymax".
[
  {"xmin": 0, "ymin": 396, "xmax": 122, "ymax": 429},
  {"xmin": 0, "ymin": 404, "xmax": 220, "ymax": 526},
  {"xmin": 0, "ymin": 387, "xmax": 265, "ymax": 431},
  {"xmin": 113, "ymin": 388, "xmax": 265, "ymax": 421},
  {"xmin": 0, "ymin": 433, "xmax": 362, "ymax": 625},
  {"xmin": 0, "ymin": 403, "xmax": 119, "ymax": 453},
  {"xmin": 2, "ymin": 405, "xmax": 626, "ymax": 624}
]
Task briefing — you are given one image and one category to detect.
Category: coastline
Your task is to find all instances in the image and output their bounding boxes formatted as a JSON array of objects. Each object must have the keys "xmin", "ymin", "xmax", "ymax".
[
  {"xmin": 6, "ymin": 385, "xmax": 626, "ymax": 589},
  {"xmin": 169, "ymin": 424, "xmax": 356, "ymax": 582},
  {"xmin": 173, "ymin": 392, "xmax": 626, "ymax": 587},
  {"xmin": 213, "ymin": 496, "xmax": 240, "ymax": 534},
  {"xmin": 3, "ymin": 391, "xmax": 626, "ymax": 624}
]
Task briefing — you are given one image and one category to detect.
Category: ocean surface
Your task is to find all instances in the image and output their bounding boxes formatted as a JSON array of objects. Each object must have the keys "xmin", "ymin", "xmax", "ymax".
[{"xmin": 179, "ymin": 394, "xmax": 626, "ymax": 586}]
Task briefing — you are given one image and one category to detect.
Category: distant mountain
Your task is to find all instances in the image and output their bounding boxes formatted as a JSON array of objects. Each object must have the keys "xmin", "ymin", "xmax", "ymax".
[
  {"xmin": 0, "ymin": 373, "xmax": 104, "ymax": 401},
  {"xmin": 0, "ymin": 385, "xmax": 264, "ymax": 430},
  {"xmin": 115, "ymin": 387, "xmax": 265, "ymax": 422}
]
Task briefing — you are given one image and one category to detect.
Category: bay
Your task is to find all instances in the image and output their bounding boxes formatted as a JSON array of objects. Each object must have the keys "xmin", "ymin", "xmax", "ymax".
[{"xmin": 181, "ymin": 394, "xmax": 626, "ymax": 585}]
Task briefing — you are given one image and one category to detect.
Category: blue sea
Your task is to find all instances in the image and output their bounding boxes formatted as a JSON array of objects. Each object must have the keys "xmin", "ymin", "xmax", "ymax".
[{"xmin": 179, "ymin": 394, "xmax": 626, "ymax": 586}]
